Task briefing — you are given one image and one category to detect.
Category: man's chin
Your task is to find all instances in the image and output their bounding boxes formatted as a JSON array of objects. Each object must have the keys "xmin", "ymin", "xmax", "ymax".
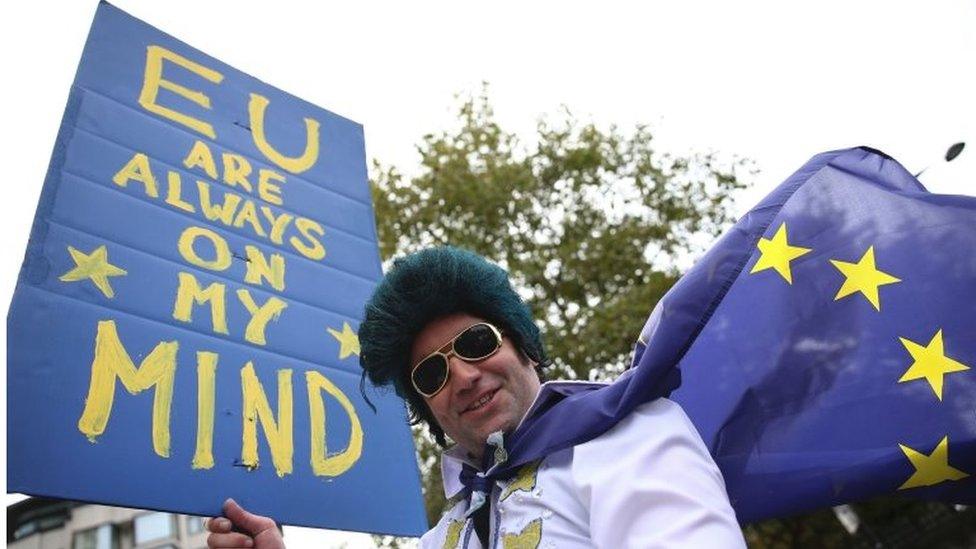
[{"xmin": 478, "ymin": 418, "xmax": 518, "ymax": 445}]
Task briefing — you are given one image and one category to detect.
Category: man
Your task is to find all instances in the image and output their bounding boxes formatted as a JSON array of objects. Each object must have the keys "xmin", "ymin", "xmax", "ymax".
[{"xmin": 207, "ymin": 247, "xmax": 745, "ymax": 547}]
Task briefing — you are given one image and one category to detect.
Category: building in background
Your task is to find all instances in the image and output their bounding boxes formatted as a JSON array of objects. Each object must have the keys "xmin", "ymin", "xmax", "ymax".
[{"xmin": 8, "ymin": 498, "xmax": 222, "ymax": 549}]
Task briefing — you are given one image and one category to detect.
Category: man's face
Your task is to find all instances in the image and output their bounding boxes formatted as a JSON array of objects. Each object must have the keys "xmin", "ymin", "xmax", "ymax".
[{"xmin": 410, "ymin": 313, "xmax": 542, "ymax": 459}]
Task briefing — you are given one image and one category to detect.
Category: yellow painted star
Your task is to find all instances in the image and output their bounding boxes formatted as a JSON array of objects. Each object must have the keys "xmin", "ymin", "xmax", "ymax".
[
  {"xmin": 59, "ymin": 245, "xmax": 127, "ymax": 298},
  {"xmin": 443, "ymin": 519, "xmax": 464, "ymax": 549},
  {"xmin": 502, "ymin": 518, "xmax": 542, "ymax": 549},
  {"xmin": 327, "ymin": 322, "xmax": 360, "ymax": 360},
  {"xmin": 897, "ymin": 329, "xmax": 969, "ymax": 400},
  {"xmin": 829, "ymin": 246, "xmax": 900, "ymax": 311},
  {"xmin": 749, "ymin": 222, "xmax": 812, "ymax": 284},
  {"xmin": 500, "ymin": 460, "xmax": 540, "ymax": 501},
  {"xmin": 898, "ymin": 436, "xmax": 969, "ymax": 490}
]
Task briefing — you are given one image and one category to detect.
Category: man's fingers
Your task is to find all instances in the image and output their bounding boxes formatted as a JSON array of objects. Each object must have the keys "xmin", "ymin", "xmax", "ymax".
[
  {"xmin": 222, "ymin": 498, "xmax": 275, "ymax": 537},
  {"xmin": 207, "ymin": 532, "xmax": 253, "ymax": 549},
  {"xmin": 205, "ymin": 517, "xmax": 232, "ymax": 533}
]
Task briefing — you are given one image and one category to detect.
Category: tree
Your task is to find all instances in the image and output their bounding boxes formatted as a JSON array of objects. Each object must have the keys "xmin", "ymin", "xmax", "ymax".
[{"xmin": 369, "ymin": 87, "xmax": 750, "ymax": 526}]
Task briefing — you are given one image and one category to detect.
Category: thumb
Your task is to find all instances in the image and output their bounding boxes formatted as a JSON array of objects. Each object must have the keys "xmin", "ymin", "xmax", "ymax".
[{"xmin": 222, "ymin": 498, "xmax": 275, "ymax": 536}]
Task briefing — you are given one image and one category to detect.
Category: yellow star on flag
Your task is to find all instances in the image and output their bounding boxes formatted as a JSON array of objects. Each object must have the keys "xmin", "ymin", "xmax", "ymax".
[
  {"xmin": 749, "ymin": 222, "xmax": 812, "ymax": 284},
  {"xmin": 327, "ymin": 322, "xmax": 360, "ymax": 360},
  {"xmin": 829, "ymin": 246, "xmax": 900, "ymax": 311},
  {"xmin": 897, "ymin": 436, "xmax": 969, "ymax": 490},
  {"xmin": 897, "ymin": 329, "xmax": 969, "ymax": 400},
  {"xmin": 59, "ymin": 245, "xmax": 127, "ymax": 298}
]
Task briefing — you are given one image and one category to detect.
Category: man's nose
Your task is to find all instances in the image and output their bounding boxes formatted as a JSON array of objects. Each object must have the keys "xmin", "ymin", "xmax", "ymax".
[{"xmin": 448, "ymin": 355, "xmax": 481, "ymax": 391}]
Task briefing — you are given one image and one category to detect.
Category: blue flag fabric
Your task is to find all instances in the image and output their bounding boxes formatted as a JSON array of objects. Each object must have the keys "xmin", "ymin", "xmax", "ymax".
[
  {"xmin": 468, "ymin": 147, "xmax": 973, "ymax": 525},
  {"xmin": 633, "ymin": 146, "xmax": 976, "ymax": 521}
]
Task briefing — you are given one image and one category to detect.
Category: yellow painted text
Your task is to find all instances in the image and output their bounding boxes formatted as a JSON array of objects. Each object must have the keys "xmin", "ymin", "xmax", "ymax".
[
  {"xmin": 244, "ymin": 245, "xmax": 286, "ymax": 291},
  {"xmin": 236, "ymin": 289, "xmax": 288, "ymax": 346},
  {"xmin": 248, "ymin": 93, "xmax": 320, "ymax": 174},
  {"xmin": 112, "ymin": 152, "xmax": 159, "ymax": 198},
  {"xmin": 77, "ymin": 320, "xmax": 177, "ymax": 457},
  {"xmin": 172, "ymin": 272, "xmax": 229, "ymax": 335},
  {"xmin": 306, "ymin": 370, "xmax": 363, "ymax": 476},
  {"xmin": 138, "ymin": 45, "xmax": 224, "ymax": 139},
  {"xmin": 177, "ymin": 226, "xmax": 232, "ymax": 272},
  {"xmin": 192, "ymin": 351, "xmax": 218, "ymax": 469},
  {"xmin": 241, "ymin": 363, "xmax": 294, "ymax": 477}
]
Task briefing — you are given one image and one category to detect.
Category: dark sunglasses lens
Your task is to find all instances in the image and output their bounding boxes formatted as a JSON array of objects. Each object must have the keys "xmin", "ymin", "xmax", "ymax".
[
  {"xmin": 413, "ymin": 355, "xmax": 448, "ymax": 396},
  {"xmin": 454, "ymin": 324, "xmax": 500, "ymax": 360}
]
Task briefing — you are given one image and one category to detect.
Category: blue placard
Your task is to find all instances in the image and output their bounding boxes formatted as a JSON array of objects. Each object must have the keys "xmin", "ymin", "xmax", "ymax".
[{"xmin": 7, "ymin": 2, "xmax": 427, "ymax": 536}]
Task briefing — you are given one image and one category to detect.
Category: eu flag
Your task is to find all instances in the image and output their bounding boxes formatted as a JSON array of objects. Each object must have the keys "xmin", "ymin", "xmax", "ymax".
[{"xmin": 632, "ymin": 147, "xmax": 975, "ymax": 522}]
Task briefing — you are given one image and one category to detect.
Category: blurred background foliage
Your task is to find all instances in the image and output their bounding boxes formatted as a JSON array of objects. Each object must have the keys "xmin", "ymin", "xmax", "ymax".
[
  {"xmin": 369, "ymin": 88, "xmax": 974, "ymax": 547},
  {"xmin": 372, "ymin": 87, "xmax": 747, "ymax": 382}
]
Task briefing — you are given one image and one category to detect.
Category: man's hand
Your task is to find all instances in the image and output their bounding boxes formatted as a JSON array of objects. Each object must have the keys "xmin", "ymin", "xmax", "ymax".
[{"xmin": 206, "ymin": 499, "xmax": 285, "ymax": 549}]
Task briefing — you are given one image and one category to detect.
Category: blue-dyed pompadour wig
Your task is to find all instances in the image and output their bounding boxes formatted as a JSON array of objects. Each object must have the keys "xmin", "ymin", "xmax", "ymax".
[{"xmin": 359, "ymin": 247, "xmax": 547, "ymax": 446}]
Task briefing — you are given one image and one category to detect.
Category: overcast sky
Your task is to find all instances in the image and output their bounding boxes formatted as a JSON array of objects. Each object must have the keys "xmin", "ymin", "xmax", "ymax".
[{"xmin": 3, "ymin": 1, "xmax": 975, "ymax": 546}]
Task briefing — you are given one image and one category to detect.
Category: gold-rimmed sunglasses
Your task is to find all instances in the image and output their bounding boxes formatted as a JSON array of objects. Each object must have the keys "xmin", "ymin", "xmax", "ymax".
[{"xmin": 410, "ymin": 322, "xmax": 504, "ymax": 398}]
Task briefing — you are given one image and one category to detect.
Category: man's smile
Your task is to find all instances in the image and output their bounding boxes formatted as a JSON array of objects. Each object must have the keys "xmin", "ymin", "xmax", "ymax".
[{"xmin": 462, "ymin": 388, "xmax": 499, "ymax": 415}]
